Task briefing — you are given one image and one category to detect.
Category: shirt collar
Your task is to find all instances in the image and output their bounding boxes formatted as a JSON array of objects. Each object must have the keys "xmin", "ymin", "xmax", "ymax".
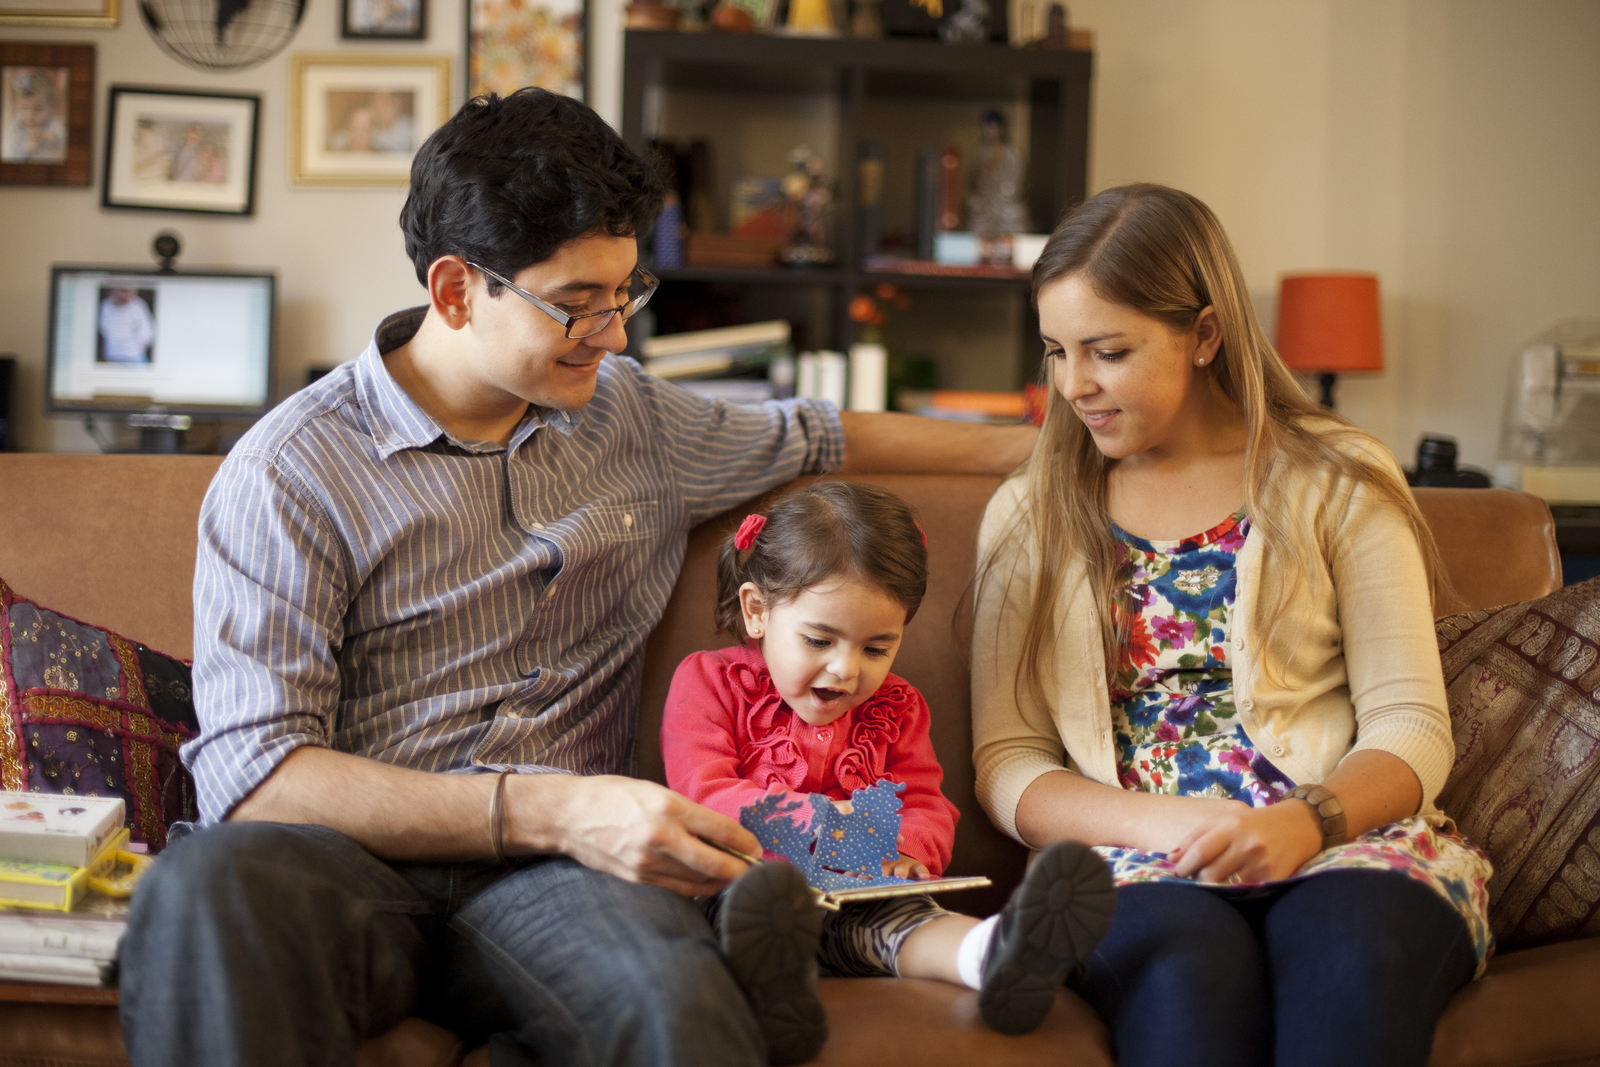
[{"xmin": 353, "ymin": 306, "xmax": 587, "ymax": 460}]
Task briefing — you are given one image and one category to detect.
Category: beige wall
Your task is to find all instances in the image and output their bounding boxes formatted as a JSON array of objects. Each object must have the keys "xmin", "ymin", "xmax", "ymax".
[
  {"xmin": 1070, "ymin": 0, "xmax": 1600, "ymax": 474},
  {"xmin": 3, "ymin": 0, "xmax": 1597, "ymax": 467}
]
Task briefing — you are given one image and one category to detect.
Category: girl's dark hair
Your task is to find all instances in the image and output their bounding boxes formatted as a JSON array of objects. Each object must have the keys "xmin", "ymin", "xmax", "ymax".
[
  {"xmin": 715, "ymin": 482, "xmax": 928, "ymax": 641},
  {"xmin": 399, "ymin": 87, "xmax": 666, "ymax": 287}
]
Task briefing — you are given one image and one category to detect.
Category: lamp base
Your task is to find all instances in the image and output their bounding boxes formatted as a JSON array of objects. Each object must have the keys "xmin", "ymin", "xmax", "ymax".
[{"xmin": 1318, "ymin": 372, "xmax": 1338, "ymax": 409}]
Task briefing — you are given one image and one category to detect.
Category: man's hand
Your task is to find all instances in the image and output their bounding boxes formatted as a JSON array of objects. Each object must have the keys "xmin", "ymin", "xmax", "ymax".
[
  {"xmin": 1168, "ymin": 797, "xmax": 1324, "ymax": 885},
  {"xmin": 519, "ymin": 774, "xmax": 762, "ymax": 898}
]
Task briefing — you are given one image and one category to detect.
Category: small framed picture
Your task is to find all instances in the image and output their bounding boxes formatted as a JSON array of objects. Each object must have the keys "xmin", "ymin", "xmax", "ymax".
[
  {"xmin": 0, "ymin": 41, "xmax": 93, "ymax": 185},
  {"xmin": 341, "ymin": 0, "xmax": 424, "ymax": 40},
  {"xmin": 290, "ymin": 53, "xmax": 450, "ymax": 186},
  {"xmin": 468, "ymin": 0, "xmax": 583, "ymax": 103},
  {"xmin": 102, "ymin": 86, "xmax": 259, "ymax": 215},
  {"xmin": 0, "ymin": 0, "xmax": 116, "ymax": 27}
]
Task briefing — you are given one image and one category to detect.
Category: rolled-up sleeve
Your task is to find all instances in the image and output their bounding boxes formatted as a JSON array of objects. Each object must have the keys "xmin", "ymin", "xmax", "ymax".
[
  {"xmin": 184, "ymin": 451, "xmax": 351, "ymax": 823},
  {"xmin": 632, "ymin": 362, "xmax": 845, "ymax": 526}
]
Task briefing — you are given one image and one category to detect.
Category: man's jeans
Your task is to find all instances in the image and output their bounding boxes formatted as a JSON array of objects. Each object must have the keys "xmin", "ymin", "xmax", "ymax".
[{"xmin": 119, "ymin": 822, "xmax": 767, "ymax": 1067}]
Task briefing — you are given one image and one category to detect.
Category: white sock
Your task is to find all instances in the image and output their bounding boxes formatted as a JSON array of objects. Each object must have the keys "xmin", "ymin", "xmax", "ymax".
[{"xmin": 955, "ymin": 914, "xmax": 1000, "ymax": 990}]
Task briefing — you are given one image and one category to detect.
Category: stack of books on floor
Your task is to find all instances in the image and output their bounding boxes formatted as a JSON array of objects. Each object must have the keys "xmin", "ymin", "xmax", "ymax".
[
  {"xmin": 0, "ymin": 791, "xmax": 130, "ymax": 987},
  {"xmin": 640, "ymin": 320, "xmax": 793, "ymax": 403}
]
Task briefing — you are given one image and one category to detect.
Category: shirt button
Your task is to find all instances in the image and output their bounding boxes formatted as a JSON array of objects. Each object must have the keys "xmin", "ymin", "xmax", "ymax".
[
  {"xmin": 1234, "ymin": 637, "xmax": 1244, "ymax": 650},
  {"xmin": 1272, "ymin": 744, "xmax": 1285, "ymax": 756},
  {"xmin": 623, "ymin": 513, "xmax": 634, "ymax": 528},
  {"xmin": 1241, "ymin": 699, "xmax": 1254, "ymax": 712},
  {"xmin": 530, "ymin": 522, "xmax": 545, "ymax": 531}
]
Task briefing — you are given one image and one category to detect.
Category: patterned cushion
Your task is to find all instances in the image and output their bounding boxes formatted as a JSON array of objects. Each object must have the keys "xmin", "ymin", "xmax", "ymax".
[
  {"xmin": 1435, "ymin": 575, "xmax": 1600, "ymax": 950},
  {"xmin": 0, "ymin": 577, "xmax": 199, "ymax": 851}
]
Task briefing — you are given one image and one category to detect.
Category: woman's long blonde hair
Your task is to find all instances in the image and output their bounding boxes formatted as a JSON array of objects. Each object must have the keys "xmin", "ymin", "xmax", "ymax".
[{"xmin": 984, "ymin": 183, "xmax": 1444, "ymax": 709}]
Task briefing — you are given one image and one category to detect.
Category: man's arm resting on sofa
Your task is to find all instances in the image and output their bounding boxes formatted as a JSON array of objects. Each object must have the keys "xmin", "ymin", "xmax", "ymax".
[
  {"xmin": 229, "ymin": 746, "xmax": 759, "ymax": 897},
  {"xmin": 838, "ymin": 411, "xmax": 1036, "ymax": 475}
]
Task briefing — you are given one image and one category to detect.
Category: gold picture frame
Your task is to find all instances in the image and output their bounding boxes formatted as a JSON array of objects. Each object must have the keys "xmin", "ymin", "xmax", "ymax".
[
  {"xmin": 0, "ymin": 0, "xmax": 116, "ymax": 28},
  {"xmin": 289, "ymin": 52, "xmax": 450, "ymax": 187}
]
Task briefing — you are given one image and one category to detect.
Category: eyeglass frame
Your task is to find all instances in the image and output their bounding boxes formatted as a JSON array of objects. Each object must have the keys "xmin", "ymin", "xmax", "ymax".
[{"xmin": 466, "ymin": 260, "xmax": 660, "ymax": 340}]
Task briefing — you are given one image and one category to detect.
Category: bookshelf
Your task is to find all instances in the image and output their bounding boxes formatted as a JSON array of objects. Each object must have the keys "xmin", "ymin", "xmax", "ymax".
[{"xmin": 620, "ymin": 30, "xmax": 1091, "ymax": 394}]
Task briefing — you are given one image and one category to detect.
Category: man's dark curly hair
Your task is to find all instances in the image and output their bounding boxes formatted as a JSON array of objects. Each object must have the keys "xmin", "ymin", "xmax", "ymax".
[{"xmin": 399, "ymin": 88, "xmax": 666, "ymax": 288}]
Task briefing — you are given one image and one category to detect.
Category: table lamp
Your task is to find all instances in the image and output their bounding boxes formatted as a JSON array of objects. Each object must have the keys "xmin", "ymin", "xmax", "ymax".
[{"xmin": 1275, "ymin": 272, "xmax": 1384, "ymax": 409}]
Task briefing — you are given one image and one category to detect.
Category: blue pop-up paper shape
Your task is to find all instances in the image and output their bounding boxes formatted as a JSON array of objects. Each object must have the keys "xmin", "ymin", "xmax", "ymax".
[{"xmin": 739, "ymin": 779, "xmax": 916, "ymax": 893}]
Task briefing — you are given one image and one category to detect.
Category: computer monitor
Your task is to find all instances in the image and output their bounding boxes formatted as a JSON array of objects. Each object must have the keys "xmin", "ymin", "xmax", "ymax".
[{"xmin": 46, "ymin": 264, "xmax": 276, "ymax": 449}]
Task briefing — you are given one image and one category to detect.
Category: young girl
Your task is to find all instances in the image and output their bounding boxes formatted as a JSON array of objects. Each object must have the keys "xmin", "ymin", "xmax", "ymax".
[
  {"xmin": 662, "ymin": 481, "xmax": 1115, "ymax": 1051},
  {"xmin": 973, "ymin": 184, "xmax": 1493, "ymax": 1067}
]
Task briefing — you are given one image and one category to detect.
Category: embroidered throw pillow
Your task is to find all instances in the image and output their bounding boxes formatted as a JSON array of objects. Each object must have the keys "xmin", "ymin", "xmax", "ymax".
[
  {"xmin": 1435, "ymin": 575, "xmax": 1600, "ymax": 950},
  {"xmin": 0, "ymin": 576, "xmax": 199, "ymax": 851}
]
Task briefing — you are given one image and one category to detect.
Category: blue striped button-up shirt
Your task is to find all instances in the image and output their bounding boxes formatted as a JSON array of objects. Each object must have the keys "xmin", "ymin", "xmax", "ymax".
[{"xmin": 186, "ymin": 308, "xmax": 844, "ymax": 823}]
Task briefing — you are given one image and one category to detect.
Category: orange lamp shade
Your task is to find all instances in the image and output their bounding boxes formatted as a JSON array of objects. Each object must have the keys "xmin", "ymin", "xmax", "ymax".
[{"xmin": 1275, "ymin": 273, "xmax": 1384, "ymax": 374}]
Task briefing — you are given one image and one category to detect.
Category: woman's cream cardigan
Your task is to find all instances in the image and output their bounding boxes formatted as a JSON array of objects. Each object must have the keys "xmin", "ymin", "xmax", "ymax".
[{"xmin": 971, "ymin": 437, "xmax": 1455, "ymax": 845}]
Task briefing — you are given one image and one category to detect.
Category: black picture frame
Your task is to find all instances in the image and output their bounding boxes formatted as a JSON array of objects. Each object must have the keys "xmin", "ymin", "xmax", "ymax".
[
  {"xmin": 341, "ymin": 0, "xmax": 426, "ymax": 40},
  {"xmin": 101, "ymin": 85, "xmax": 259, "ymax": 216},
  {"xmin": 0, "ymin": 41, "xmax": 93, "ymax": 185}
]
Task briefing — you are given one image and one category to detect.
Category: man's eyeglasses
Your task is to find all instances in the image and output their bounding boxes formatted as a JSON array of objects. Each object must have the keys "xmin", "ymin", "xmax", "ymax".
[{"xmin": 468, "ymin": 261, "xmax": 660, "ymax": 340}]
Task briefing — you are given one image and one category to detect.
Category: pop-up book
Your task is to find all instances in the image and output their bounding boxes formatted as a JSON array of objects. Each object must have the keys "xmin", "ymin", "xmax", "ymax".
[{"xmin": 738, "ymin": 779, "xmax": 989, "ymax": 909}]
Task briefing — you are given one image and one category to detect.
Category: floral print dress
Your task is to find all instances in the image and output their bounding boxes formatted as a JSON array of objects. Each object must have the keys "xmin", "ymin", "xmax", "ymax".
[{"xmin": 1094, "ymin": 511, "xmax": 1495, "ymax": 971}]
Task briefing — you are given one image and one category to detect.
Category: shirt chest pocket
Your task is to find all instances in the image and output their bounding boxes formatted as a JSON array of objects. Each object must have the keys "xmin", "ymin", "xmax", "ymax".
[{"xmin": 588, "ymin": 500, "xmax": 659, "ymax": 544}]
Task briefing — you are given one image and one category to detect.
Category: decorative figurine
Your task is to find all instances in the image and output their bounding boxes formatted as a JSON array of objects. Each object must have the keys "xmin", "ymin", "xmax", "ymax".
[
  {"xmin": 850, "ymin": 0, "xmax": 883, "ymax": 37},
  {"xmin": 786, "ymin": 0, "xmax": 838, "ymax": 35},
  {"xmin": 966, "ymin": 110, "xmax": 1028, "ymax": 261},
  {"xmin": 780, "ymin": 146, "xmax": 835, "ymax": 266},
  {"xmin": 939, "ymin": 0, "xmax": 986, "ymax": 42}
]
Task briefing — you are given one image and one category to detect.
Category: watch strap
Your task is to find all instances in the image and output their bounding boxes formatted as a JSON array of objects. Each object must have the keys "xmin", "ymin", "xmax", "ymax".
[{"xmin": 1289, "ymin": 783, "xmax": 1348, "ymax": 851}]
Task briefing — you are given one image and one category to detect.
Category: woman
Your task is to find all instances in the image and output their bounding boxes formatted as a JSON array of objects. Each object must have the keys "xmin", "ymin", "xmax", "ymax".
[{"xmin": 972, "ymin": 183, "xmax": 1490, "ymax": 1067}]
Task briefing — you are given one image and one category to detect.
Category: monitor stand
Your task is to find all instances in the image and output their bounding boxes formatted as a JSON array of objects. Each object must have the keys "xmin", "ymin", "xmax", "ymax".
[{"xmin": 126, "ymin": 411, "xmax": 191, "ymax": 454}]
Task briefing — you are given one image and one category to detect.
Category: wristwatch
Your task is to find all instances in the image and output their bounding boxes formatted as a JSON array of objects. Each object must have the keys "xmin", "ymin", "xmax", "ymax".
[{"xmin": 1288, "ymin": 784, "xmax": 1348, "ymax": 851}]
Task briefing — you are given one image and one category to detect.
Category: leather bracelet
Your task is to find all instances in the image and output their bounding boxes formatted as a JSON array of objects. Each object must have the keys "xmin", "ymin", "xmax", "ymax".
[
  {"xmin": 489, "ymin": 769, "xmax": 513, "ymax": 864},
  {"xmin": 1289, "ymin": 783, "xmax": 1348, "ymax": 851}
]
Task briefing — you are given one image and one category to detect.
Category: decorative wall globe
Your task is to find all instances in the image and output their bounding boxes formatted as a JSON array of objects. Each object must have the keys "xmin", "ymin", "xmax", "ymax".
[{"xmin": 138, "ymin": 0, "xmax": 307, "ymax": 72}]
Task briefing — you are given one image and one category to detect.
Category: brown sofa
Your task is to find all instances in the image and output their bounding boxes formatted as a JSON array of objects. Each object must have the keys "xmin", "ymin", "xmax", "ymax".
[{"xmin": 0, "ymin": 453, "xmax": 1596, "ymax": 1067}]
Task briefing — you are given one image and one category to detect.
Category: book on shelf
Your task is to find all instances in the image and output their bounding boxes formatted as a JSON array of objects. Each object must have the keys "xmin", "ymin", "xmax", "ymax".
[
  {"xmin": 677, "ymin": 379, "xmax": 777, "ymax": 405},
  {"xmin": 861, "ymin": 255, "xmax": 1030, "ymax": 280},
  {"xmin": 897, "ymin": 389, "xmax": 1028, "ymax": 423},
  {"xmin": 641, "ymin": 321, "xmax": 793, "ymax": 382},
  {"xmin": 0, "ymin": 828, "xmax": 130, "ymax": 912},
  {"xmin": 641, "ymin": 320, "xmax": 791, "ymax": 360},
  {"xmin": 0, "ymin": 792, "xmax": 124, "ymax": 868}
]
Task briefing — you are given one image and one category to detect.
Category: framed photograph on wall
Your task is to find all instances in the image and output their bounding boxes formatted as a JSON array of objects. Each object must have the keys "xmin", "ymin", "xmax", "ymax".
[
  {"xmin": 341, "ymin": 0, "xmax": 425, "ymax": 40},
  {"xmin": 0, "ymin": 41, "xmax": 93, "ymax": 185},
  {"xmin": 290, "ymin": 54, "xmax": 450, "ymax": 186},
  {"xmin": 102, "ymin": 86, "xmax": 258, "ymax": 214},
  {"xmin": 467, "ymin": 0, "xmax": 583, "ymax": 103},
  {"xmin": 0, "ymin": 0, "xmax": 116, "ymax": 28}
]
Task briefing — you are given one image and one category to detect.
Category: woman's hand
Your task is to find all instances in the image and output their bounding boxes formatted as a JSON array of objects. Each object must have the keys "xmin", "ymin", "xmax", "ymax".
[{"xmin": 1169, "ymin": 797, "xmax": 1325, "ymax": 884}]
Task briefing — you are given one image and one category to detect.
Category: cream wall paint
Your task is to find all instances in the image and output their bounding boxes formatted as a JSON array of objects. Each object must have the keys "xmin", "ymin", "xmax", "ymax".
[
  {"xmin": 2, "ymin": 0, "xmax": 1597, "ymax": 466},
  {"xmin": 0, "ymin": 0, "xmax": 466, "ymax": 452},
  {"xmin": 1067, "ymin": 0, "xmax": 1600, "ymax": 473}
]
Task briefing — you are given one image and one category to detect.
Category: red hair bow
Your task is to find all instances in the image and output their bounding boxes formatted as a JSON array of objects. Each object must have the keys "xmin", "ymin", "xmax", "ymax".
[{"xmin": 734, "ymin": 514, "xmax": 767, "ymax": 552}]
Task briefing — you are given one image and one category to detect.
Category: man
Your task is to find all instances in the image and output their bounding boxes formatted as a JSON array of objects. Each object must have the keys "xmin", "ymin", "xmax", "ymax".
[
  {"xmin": 119, "ymin": 88, "xmax": 1034, "ymax": 1067},
  {"xmin": 98, "ymin": 288, "xmax": 154, "ymax": 363}
]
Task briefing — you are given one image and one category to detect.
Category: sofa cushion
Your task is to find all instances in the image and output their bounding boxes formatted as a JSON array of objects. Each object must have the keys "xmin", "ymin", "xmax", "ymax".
[
  {"xmin": 0, "ymin": 577, "xmax": 199, "ymax": 851},
  {"xmin": 1435, "ymin": 575, "xmax": 1600, "ymax": 950}
]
